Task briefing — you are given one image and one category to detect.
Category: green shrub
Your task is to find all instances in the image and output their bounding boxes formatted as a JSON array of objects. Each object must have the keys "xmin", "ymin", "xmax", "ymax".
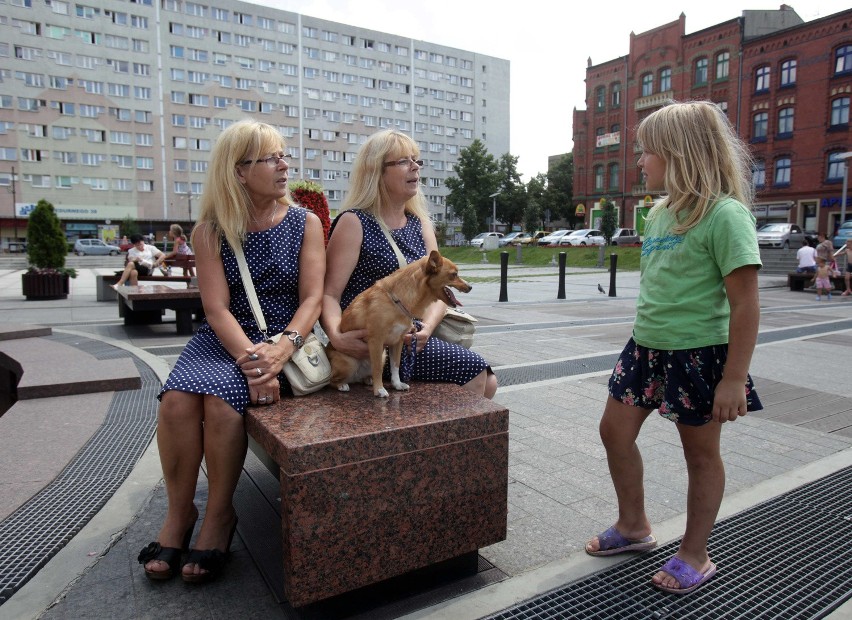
[{"xmin": 26, "ymin": 199, "xmax": 76, "ymax": 277}]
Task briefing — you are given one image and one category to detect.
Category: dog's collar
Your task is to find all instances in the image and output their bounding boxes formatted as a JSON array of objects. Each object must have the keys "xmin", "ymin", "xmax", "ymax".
[{"xmin": 388, "ymin": 291, "xmax": 416, "ymax": 321}]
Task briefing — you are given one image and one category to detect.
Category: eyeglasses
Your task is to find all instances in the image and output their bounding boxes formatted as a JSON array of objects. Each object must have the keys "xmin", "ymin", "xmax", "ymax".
[
  {"xmin": 383, "ymin": 157, "xmax": 425, "ymax": 169},
  {"xmin": 240, "ymin": 154, "xmax": 290, "ymax": 167}
]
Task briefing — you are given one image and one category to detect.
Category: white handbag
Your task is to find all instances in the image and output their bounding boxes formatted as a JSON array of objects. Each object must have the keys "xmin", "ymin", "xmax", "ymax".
[{"xmin": 233, "ymin": 244, "xmax": 330, "ymax": 396}]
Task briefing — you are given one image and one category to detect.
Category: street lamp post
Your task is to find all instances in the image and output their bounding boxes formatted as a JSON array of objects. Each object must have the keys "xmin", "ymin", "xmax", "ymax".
[
  {"xmin": 489, "ymin": 191, "xmax": 501, "ymax": 233},
  {"xmin": 9, "ymin": 166, "xmax": 18, "ymax": 245},
  {"xmin": 838, "ymin": 152, "xmax": 852, "ymax": 230}
]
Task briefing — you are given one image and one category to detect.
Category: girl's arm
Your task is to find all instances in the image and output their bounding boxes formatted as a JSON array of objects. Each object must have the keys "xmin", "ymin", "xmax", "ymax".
[{"xmin": 713, "ymin": 264, "xmax": 760, "ymax": 423}]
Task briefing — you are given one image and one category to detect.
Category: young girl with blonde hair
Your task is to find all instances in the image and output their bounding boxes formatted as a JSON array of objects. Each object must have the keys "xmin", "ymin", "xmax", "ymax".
[{"xmin": 585, "ymin": 101, "xmax": 763, "ymax": 595}]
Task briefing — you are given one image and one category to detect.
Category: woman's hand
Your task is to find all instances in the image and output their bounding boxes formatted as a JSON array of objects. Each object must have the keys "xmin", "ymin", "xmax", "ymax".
[
  {"xmin": 248, "ymin": 376, "xmax": 281, "ymax": 406},
  {"xmin": 237, "ymin": 341, "xmax": 289, "ymax": 386},
  {"xmin": 404, "ymin": 322, "xmax": 433, "ymax": 351},
  {"xmin": 329, "ymin": 328, "xmax": 369, "ymax": 359}
]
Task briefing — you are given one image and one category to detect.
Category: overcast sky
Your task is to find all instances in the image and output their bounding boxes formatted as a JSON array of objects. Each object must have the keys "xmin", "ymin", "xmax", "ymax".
[{"xmin": 253, "ymin": 1, "xmax": 850, "ymax": 180}]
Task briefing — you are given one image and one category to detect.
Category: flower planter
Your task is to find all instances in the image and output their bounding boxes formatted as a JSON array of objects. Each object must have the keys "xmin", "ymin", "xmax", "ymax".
[{"xmin": 22, "ymin": 271, "xmax": 70, "ymax": 300}]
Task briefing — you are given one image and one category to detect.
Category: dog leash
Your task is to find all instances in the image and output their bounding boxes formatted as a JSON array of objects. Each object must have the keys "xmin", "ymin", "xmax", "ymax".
[{"xmin": 399, "ymin": 319, "xmax": 421, "ymax": 382}]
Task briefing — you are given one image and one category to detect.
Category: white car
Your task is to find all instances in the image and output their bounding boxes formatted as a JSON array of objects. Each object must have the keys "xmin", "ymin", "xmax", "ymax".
[
  {"xmin": 755, "ymin": 223, "xmax": 804, "ymax": 249},
  {"xmin": 537, "ymin": 230, "xmax": 572, "ymax": 246},
  {"xmin": 561, "ymin": 229, "xmax": 605, "ymax": 246},
  {"xmin": 470, "ymin": 232, "xmax": 503, "ymax": 248}
]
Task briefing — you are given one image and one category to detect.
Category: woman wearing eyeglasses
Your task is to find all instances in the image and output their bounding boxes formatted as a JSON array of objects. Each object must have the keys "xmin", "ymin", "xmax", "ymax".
[
  {"xmin": 138, "ymin": 119, "xmax": 325, "ymax": 583},
  {"xmin": 321, "ymin": 129, "xmax": 497, "ymax": 398}
]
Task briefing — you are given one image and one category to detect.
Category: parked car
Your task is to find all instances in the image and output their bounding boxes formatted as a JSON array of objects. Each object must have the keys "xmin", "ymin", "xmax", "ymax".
[
  {"xmin": 469, "ymin": 232, "xmax": 503, "ymax": 248},
  {"xmin": 833, "ymin": 221, "xmax": 852, "ymax": 249},
  {"xmin": 755, "ymin": 223, "xmax": 804, "ymax": 249},
  {"xmin": 74, "ymin": 238, "xmax": 120, "ymax": 256},
  {"xmin": 561, "ymin": 229, "xmax": 605, "ymax": 246},
  {"xmin": 538, "ymin": 230, "xmax": 573, "ymax": 246},
  {"xmin": 610, "ymin": 228, "xmax": 640, "ymax": 246},
  {"xmin": 515, "ymin": 231, "xmax": 548, "ymax": 245},
  {"xmin": 499, "ymin": 232, "xmax": 525, "ymax": 247}
]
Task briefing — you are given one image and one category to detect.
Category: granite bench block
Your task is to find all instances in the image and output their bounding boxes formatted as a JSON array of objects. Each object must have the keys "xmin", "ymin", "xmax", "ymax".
[{"xmin": 246, "ymin": 383, "xmax": 509, "ymax": 607}]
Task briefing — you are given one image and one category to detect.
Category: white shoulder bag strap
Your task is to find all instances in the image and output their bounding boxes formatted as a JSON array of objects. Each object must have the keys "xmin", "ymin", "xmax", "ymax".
[
  {"xmin": 377, "ymin": 218, "xmax": 407, "ymax": 269},
  {"xmin": 233, "ymin": 243, "xmax": 276, "ymax": 343}
]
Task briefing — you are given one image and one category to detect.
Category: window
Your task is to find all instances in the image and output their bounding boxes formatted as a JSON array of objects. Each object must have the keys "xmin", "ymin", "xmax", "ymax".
[
  {"xmin": 659, "ymin": 68, "xmax": 671, "ymax": 92},
  {"xmin": 774, "ymin": 157, "xmax": 791, "ymax": 185},
  {"xmin": 755, "ymin": 65, "xmax": 770, "ymax": 93},
  {"xmin": 611, "ymin": 82, "xmax": 621, "ymax": 107},
  {"xmin": 780, "ymin": 59, "xmax": 796, "ymax": 87},
  {"xmin": 595, "ymin": 86, "xmax": 605, "ymax": 110},
  {"xmin": 716, "ymin": 52, "xmax": 730, "ymax": 80},
  {"xmin": 608, "ymin": 163, "xmax": 619, "ymax": 190},
  {"xmin": 694, "ymin": 58, "xmax": 708, "ymax": 85},
  {"xmin": 828, "ymin": 152, "xmax": 848, "ymax": 181},
  {"xmin": 752, "ymin": 112, "xmax": 768, "ymax": 141},
  {"xmin": 835, "ymin": 45, "xmax": 852, "ymax": 75},
  {"xmin": 594, "ymin": 165, "xmax": 604, "ymax": 190},
  {"xmin": 777, "ymin": 107, "xmax": 794, "ymax": 137},
  {"xmin": 641, "ymin": 73, "xmax": 653, "ymax": 97},
  {"xmin": 830, "ymin": 97, "xmax": 850, "ymax": 127},
  {"xmin": 752, "ymin": 160, "xmax": 765, "ymax": 188}
]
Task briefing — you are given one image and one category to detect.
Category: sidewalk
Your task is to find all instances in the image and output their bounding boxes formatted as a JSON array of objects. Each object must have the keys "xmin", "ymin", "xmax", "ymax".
[{"xmin": 0, "ymin": 262, "xmax": 851, "ymax": 619}]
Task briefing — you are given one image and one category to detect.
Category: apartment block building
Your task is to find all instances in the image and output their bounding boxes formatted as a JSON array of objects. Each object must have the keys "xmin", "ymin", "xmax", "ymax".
[
  {"xmin": 572, "ymin": 6, "xmax": 852, "ymax": 237},
  {"xmin": 0, "ymin": 0, "xmax": 510, "ymax": 247}
]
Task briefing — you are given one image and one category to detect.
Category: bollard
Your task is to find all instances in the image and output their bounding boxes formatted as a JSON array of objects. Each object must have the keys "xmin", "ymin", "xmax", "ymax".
[
  {"xmin": 608, "ymin": 253, "xmax": 618, "ymax": 297},
  {"xmin": 480, "ymin": 251, "xmax": 488, "ymax": 264},
  {"xmin": 515, "ymin": 243, "xmax": 523, "ymax": 265},
  {"xmin": 499, "ymin": 251, "xmax": 509, "ymax": 302},
  {"xmin": 557, "ymin": 252, "xmax": 566, "ymax": 299}
]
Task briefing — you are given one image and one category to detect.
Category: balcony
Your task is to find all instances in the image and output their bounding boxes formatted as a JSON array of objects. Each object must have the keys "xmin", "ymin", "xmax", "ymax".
[{"xmin": 634, "ymin": 91, "xmax": 674, "ymax": 111}]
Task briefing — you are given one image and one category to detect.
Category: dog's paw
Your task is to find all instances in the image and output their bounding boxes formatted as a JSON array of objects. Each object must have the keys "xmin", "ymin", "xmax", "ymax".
[
  {"xmin": 374, "ymin": 387, "xmax": 389, "ymax": 398},
  {"xmin": 336, "ymin": 383, "xmax": 350, "ymax": 392},
  {"xmin": 392, "ymin": 381, "xmax": 410, "ymax": 392}
]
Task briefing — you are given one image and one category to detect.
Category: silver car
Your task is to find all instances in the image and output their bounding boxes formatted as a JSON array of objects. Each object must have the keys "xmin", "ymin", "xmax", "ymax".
[
  {"xmin": 74, "ymin": 238, "xmax": 120, "ymax": 256},
  {"xmin": 755, "ymin": 223, "xmax": 804, "ymax": 249},
  {"xmin": 610, "ymin": 228, "xmax": 640, "ymax": 246}
]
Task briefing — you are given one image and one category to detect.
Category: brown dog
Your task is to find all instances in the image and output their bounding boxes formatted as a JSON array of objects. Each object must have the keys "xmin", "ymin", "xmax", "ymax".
[{"xmin": 327, "ymin": 250, "xmax": 472, "ymax": 397}]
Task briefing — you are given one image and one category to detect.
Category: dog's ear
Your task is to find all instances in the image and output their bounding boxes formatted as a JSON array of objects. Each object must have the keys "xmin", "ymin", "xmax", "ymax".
[{"xmin": 425, "ymin": 249, "xmax": 442, "ymax": 273}]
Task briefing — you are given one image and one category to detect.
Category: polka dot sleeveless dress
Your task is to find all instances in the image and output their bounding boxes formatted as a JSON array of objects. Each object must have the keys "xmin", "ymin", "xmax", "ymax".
[
  {"xmin": 159, "ymin": 206, "xmax": 307, "ymax": 415},
  {"xmin": 334, "ymin": 209, "xmax": 488, "ymax": 386}
]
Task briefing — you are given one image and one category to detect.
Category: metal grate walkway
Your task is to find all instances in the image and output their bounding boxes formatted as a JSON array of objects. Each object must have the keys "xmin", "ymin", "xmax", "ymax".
[
  {"xmin": 0, "ymin": 334, "xmax": 160, "ymax": 606},
  {"xmin": 483, "ymin": 466, "xmax": 852, "ymax": 620}
]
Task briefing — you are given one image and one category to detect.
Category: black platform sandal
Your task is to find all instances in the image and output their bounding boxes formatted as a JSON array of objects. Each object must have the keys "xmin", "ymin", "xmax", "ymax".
[
  {"xmin": 138, "ymin": 520, "xmax": 196, "ymax": 581},
  {"xmin": 182, "ymin": 518, "xmax": 238, "ymax": 583}
]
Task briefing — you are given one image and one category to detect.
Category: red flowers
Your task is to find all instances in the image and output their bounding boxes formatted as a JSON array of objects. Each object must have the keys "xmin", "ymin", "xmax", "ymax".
[{"xmin": 289, "ymin": 180, "xmax": 331, "ymax": 244}]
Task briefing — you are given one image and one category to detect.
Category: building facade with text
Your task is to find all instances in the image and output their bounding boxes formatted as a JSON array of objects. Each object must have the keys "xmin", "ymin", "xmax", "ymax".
[{"xmin": 573, "ymin": 7, "xmax": 852, "ymax": 237}]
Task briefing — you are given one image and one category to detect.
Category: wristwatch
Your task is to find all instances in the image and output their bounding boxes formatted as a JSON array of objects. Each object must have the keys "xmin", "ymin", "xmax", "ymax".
[{"xmin": 283, "ymin": 330, "xmax": 304, "ymax": 349}]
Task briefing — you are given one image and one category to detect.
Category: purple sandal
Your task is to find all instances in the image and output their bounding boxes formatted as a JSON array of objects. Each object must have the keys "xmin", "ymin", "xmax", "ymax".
[
  {"xmin": 653, "ymin": 556, "xmax": 717, "ymax": 594},
  {"xmin": 586, "ymin": 525, "xmax": 657, "ymax": 556}
]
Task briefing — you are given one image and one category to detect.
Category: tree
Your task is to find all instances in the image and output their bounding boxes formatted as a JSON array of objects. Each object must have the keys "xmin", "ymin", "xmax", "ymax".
[
  {"xmin": 544, "ymin": 153, "xmax": 575, "ymax": 225},
  {"xmin": 494, "ymin": 153, "xmax": 527, "ymax": 229},
  {"xmin": 27, "ymin": 199, "xmax": 71, "ymax": 272},
  {"xmin": 524, "ymin": 173, "xmax": 547, "ymax": 232},
  {"xmin": 444, "ymin": 139, "xmax": 499, "ymax": 236},
  {"xmin": 599, "ymin": 197, "xmax": 618, "ymax": 244},
  {"xmin": 121, "ymin": 216, "xmax": 139, "ymax": 239}
]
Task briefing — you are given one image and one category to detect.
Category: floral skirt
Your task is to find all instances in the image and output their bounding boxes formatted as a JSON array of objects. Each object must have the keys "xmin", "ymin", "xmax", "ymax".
[{"xmin": 608, "ymin": 338, "xmax": 763, "ymax": 426}]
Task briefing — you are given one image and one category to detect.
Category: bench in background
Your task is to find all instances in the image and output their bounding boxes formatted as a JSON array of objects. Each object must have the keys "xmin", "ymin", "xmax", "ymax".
[
  {"xmin": 96, "ymin": 256, "xmax": 196, "ymax": 302},
  {"xmin": 244, "ymin": 383, "xmax": 508, "ymax": 607},
  {"xmin": 116, "ymin": 285, "xmax": 203, "ymax": 335},
  {"xmin": 787, "ymin": 272, "xmax": 846, "ymax": 292}
]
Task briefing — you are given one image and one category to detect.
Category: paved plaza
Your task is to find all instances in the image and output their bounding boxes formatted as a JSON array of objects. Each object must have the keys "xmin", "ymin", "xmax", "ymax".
[{"xmin": 0, "ymin": 254, "xmax": 851, "ymax": 619}]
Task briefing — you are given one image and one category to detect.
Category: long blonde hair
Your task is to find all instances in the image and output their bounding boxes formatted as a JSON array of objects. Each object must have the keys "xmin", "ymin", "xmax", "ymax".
[
  {"xmin": 639, "ymin": 101, "xmax": 753, "ymax": 234},
  {"xmin": 191, "ymin": 119, "xmax": 293, "ymax": 254},
  {"xmin": 341, "ymin": 129, "xmax": 430, "ymax": 226}
]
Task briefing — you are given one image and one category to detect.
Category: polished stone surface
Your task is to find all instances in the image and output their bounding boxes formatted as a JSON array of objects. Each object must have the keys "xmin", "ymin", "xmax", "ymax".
[
  {"xmin": 0, "ymin": 337, "xmax": 141, "ymax": 399},
  {"xmin": 246, "ymin": 383, "xmax": 509, "ymax": 607},
  {"xmin": 0, "ymin": 324, "xmax": 52, "ymax": 341}
]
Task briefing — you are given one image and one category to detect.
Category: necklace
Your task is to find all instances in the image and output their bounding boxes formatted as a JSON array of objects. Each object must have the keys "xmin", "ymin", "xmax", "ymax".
[{"xmin": 250, "ymin": 202, "xmax": 279, "ymax": 229}]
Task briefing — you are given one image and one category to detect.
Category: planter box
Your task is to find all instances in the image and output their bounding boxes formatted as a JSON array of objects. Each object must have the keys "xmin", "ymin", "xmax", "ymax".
[{"xmin": 22, "ymin": 272, "xmax": 70, "ymax": 300}]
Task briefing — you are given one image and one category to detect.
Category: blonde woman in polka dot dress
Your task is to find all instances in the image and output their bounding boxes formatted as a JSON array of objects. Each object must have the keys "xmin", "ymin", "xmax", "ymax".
[
  {"xmin": 322, "ymin": 130, "xmax": 497, "ymax": 399},
  {"xmin": 138, "ymin": 120, "xmax": 325, "ymax": 583}
]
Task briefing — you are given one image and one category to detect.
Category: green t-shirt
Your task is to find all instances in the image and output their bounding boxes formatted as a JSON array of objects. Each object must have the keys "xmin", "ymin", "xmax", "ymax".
[{"xmin": 634, "ymin": 198, "xmax": 761, "ymax": 350}]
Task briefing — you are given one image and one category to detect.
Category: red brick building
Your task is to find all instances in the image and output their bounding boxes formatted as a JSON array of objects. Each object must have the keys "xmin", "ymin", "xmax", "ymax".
[{"xmin": 572, "ymin": 6, "xmax": 852, "ymax": 237}]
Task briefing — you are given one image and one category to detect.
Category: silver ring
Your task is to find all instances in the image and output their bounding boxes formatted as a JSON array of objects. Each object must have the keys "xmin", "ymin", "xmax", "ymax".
[
  {"xmin": 256, "ymin": 367, "xmax": 262, "ymax": 377},
  {"xmin": 248, "ymin": 353, "xmax": 259, "ymax": 361},
  {"xmin": 258, "ymin": 396, "xmax": 267, "ymax": 403}
]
